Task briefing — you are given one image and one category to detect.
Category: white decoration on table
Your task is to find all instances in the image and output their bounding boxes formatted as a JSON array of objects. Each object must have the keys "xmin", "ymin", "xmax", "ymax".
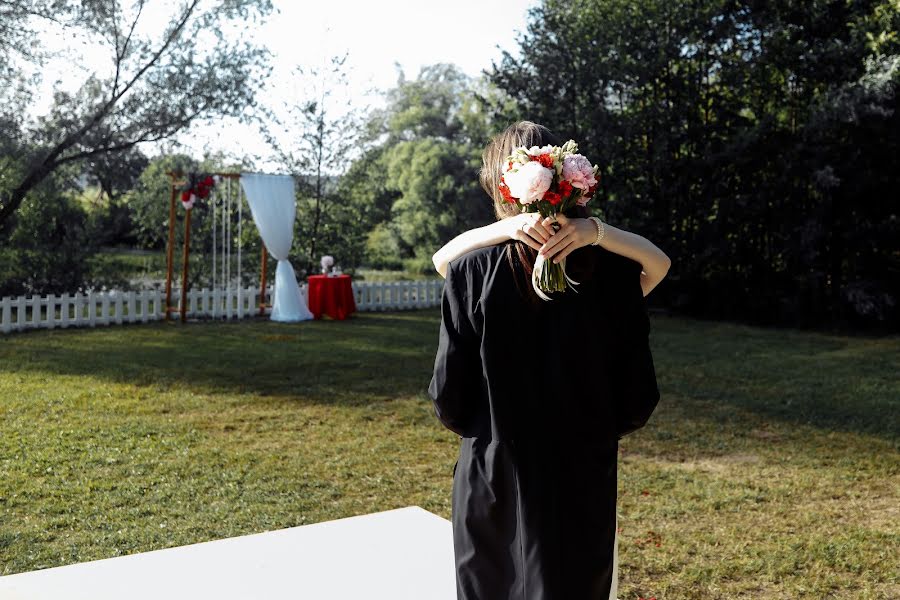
[{"xmin": 321, "ymin": 255, "xmax": 334, "ymax": 275}]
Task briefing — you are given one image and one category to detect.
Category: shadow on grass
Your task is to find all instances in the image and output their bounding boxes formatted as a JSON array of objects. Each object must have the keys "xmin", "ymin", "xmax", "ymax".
[
  {"xmin": 648, "ymin": 315, "xmax": 900, "ymax": 442},
  {"xmin": 1, "ymin": 310, "xmax": 897, "ymax": 441},
  {"xmin": 0, "ymin": 311, "xmax": 441, "ymax": 406}
]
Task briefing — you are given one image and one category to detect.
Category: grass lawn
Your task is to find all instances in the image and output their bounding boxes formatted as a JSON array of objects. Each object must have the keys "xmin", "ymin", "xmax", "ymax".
[{"xmin": 0, "ymin": 311, "xmax": 897, "ymax": 598}]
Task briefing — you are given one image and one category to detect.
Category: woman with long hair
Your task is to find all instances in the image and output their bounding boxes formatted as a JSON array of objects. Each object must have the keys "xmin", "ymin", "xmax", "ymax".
[
  {"xmin": 432, "ymin": 125, "xmax": 671, "ymax": 297},
  {"xmin": 428, "ymin": 121, "xmax": 665, "ymax": 599}
]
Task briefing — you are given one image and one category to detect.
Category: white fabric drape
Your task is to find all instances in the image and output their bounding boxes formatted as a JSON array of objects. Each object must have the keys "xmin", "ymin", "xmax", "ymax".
[{"xmin": 240, "ymin": 173, "xmax": 313, "ymax": 322}]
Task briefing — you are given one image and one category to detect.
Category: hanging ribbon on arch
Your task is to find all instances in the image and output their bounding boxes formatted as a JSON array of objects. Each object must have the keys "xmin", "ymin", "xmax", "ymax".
[{"xmin": 240, "ymin": 173, "xmax": 313, "ymax": 322}]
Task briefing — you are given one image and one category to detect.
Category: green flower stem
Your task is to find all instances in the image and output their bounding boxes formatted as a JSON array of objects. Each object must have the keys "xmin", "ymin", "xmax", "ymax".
[{"xmin": 537, "ymin": 258, "xmax": 568, "ymax": 295}]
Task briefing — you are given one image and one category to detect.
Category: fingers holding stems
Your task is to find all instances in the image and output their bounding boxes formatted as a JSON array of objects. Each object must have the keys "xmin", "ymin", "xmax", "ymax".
[
  {"xmin": 512, "ymin": 213, "xmax": 593, "ymax": 264},
  {"xmin": 539, "ymin": 214, "xmax": 593, "ymax": 263},
  {"xmin": 513, "ymin": 212, "xmax": 553, "ymax": 251},
  {"xmin": 539, "ymin": 216, "xmax": 571, "ymax": 263}
]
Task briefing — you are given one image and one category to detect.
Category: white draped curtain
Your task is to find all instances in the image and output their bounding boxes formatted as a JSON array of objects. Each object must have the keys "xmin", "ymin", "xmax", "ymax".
[{"xmin": 240, "ymin": 173, "xmax": 314, "ymax": 322}]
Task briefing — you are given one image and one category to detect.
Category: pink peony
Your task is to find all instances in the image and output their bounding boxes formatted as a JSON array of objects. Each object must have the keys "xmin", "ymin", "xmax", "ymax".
[
  {"xmin": 503, "ymin": 161, "xmax": 554, "ymax": 205},
  {"xmin": 562, "ymin": 154, "xmax": 597, "ymax": 190}
]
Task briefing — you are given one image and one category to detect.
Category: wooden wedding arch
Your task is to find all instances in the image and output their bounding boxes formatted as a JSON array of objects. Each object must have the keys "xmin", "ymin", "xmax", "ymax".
[{"xmin": 163, "ymin": 172, "xmax": 271, "ymax": 323}]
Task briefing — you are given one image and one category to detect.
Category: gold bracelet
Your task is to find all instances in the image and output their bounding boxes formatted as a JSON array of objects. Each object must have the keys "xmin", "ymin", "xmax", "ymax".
[{"xmin": 588, "ymin": 216, "xmax": 606, "ymax": 246}]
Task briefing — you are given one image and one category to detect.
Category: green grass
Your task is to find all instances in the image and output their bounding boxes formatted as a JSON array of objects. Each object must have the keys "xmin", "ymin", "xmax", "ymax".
[
  {"xmin": 94, "ymin": 248, "xmax": 169, "ymax": 280},
  {"xmin": 0, "ymin": 312, "xmax": 897, "ymax": 599}
]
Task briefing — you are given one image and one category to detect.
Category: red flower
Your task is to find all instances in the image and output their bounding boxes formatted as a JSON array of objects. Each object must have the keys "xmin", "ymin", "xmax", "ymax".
[
  {"xmin": 181, "ymin": 190, "xmax": 191, "ymax": 202},
  {"xmin": 558, "ymin": 179, "xmax": 574, "ymax": 197},
  {"xmin": 543, "ymin": 190, "xmax": 561, "ymax": 206},
  {"xmin": 499, "ymin": 179, "xmax": 516, "ymax": 204},
  {"xmin": 534, "ymin": 153, "xmax": 554, "ymax": 168},
  {"xmin": 203, "ymin": 175, "xmax": 215, "ymax": 187}
]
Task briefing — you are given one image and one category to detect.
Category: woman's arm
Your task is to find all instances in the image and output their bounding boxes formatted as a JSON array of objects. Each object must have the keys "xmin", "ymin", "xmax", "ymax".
[
  {"xmin": 431, "ymin": 213, "xmax": 553, "ymax": 278},
  {"xmin": 539, "ymin": 214, "xmax": 671, "ymax": 297},
  {"xmin": 432, "ymin": 212, "xmax": 672, "ymax": 297}
]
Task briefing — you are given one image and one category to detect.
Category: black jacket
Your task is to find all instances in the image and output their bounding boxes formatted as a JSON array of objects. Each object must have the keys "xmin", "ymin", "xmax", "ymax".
[{"xmin": 428, "ymin": 241, "xmax": 660, "ymax": 600}]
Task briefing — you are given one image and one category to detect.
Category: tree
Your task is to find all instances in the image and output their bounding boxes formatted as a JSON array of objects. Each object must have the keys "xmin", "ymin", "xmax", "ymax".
[
  {"xmin": 341, "ymin": 64, "xmax": 497, "ymax": 272},
  {"xmin": 0, "ymin": 169, "xmax": 101, "ymax": 296},
  {"xmin": 384, "ymin": 137, "xmax": 488, "ymax": 265},
  {"xmin": 82, "ymin": 147, "xmax": 149, "ymax": 247},
  {"xmin": 262, "ymin": 54, "xmax": 365, "ymax": 275},
  {"xmin": 0, "ymin": 0, "xmax": 273, "ymax": 226},
  {"xmin": 333, "ymin": 145, "xmax": 398, "ymax": 270},
  {"xmin": 489, "ymin": 0, "xmax": 900, "ymax": 328},
  {"xmin": 127, "ymin": 154, "xmax": 201, "ymax": 250}
]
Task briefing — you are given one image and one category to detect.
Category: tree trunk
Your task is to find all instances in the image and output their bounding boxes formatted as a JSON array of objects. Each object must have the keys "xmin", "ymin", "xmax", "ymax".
[{"xmin": 0, "ymin": 160, "xmax": 56, "ymax": 224}]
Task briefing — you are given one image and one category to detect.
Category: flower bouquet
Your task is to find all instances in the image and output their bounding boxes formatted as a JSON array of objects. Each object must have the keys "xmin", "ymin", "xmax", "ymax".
[{"xmin": 499, "ymin": 141, "xmax": 599, "ymax": 300}]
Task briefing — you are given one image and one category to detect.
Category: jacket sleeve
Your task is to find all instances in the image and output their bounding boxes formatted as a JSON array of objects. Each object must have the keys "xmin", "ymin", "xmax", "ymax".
[
  {"xmin": 428, "ymin": 259, "xmax": 480, "ymax": 437},
  {"xmin": 611, "ymin": 259, "xmax": 661, "ymax": 439}
]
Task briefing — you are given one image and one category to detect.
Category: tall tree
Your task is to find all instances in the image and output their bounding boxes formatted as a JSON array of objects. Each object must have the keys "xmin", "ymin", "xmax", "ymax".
[
  {"xmin": 342, "ymin": 64, "xmax": 497, "ymax": 271},
  {"xmin": 263, "ymin": 54, "xmax": 364, "ymax": 275},
  {"xmin": 0, "ymin": 0, "xmax": 273, "ymax": 225},
  {"xmin": 490, "ymin": 0, "xmax": 899, "ymax": 328}
]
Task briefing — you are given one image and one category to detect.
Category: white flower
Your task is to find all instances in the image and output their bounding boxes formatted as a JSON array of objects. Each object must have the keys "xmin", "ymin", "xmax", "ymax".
[
  {"xmin": 503, "ymin": 161, "xmax": 554, "ymax": 205},
  {"xmin": 525, "ymin": 144, "xmax": 555, "ymax": 157}
]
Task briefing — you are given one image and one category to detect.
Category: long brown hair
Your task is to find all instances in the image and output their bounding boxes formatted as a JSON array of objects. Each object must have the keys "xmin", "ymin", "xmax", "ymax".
[{"xmin": 479, "ymin": 121, "xmax": 593, "ymax": 304}]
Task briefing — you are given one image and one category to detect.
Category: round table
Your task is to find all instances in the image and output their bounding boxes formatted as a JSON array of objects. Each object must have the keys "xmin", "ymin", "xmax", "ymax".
[{"xmin": 306, "ymin": 275, "xmax": 357, "ymax": 320}]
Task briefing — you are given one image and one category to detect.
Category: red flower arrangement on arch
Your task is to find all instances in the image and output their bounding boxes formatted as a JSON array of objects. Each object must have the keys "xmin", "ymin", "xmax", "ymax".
[{"xmin": 180, "ymin": 173, "xmax": 217, "ymax": 210}]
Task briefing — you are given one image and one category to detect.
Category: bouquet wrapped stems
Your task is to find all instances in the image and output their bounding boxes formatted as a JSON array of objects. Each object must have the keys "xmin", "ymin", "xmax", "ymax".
[{"xmin": 531, "ymin": 221, "xmax": 580, "ymax": 301}]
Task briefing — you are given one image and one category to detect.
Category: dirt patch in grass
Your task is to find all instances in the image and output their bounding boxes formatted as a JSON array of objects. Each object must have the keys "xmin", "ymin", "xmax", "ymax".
[{"xmin": 666, "ymin": 453, "xmax": 762, "ymax": 473}]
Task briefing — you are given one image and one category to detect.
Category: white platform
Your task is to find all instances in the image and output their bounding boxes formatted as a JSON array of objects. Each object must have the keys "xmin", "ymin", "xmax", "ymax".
[{"xmin": 0, "ymin": 506, "xmax": 456, "ymax": 600}]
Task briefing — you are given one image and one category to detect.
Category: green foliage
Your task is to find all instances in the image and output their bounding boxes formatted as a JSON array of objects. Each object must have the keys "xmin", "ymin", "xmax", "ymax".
[
  {"xmin": 82, "ymin": 148, "xmax": 150, "ymax": 247},
  {"xmin": 0, "ymin": 0, "xmax": 273, "ymax": 225},
  {"xmin": 365, "ymin": 223, "xmax": 404, "ymax": 270},
  {"xmin": 127, "ymin": 154, "xmax": 200, "ymax": 250},
  {"xmin": 261, "ymin": 54, "xmax": 365, "ymax": 277},
  {"xmin": 341, "ymin": 64, "xmax": 497, "ymax": 268},
  {"xmin": 384, "ymin": 138, "xmax": 490, "ymax": 260},
  {"xmin": 0, "ymin": 177, "xmax": 131, "ymax": 296},
  {"xmin": 490, "ymin": 0, "xmax": 900, "ymax": 328}
]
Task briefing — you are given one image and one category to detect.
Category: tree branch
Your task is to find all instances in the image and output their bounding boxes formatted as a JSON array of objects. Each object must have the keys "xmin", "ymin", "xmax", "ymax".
[{"xmin": 0, "ymin": 0, "xmax": 201, "ymax": 224}]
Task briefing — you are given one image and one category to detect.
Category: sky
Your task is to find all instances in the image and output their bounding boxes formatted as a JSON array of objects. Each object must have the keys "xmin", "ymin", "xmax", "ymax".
[{"xmin": 32, "ymin": 0, "xmax": 539, "ymax": 167}]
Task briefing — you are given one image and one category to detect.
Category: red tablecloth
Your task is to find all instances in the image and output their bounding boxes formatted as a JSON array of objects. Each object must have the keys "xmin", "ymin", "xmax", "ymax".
[{"xmin": 307, "ymin": 275, "xmax": 357, "ymax": 320}]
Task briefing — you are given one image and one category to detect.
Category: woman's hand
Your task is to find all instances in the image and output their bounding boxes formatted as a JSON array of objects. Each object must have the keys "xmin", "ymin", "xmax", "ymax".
[
  {"xmin": 503, "ymin": 212, "xmax": 557, "ymax": 252},
  {"xmin": 538, "ymin": 213, "xmax": 596, "ymax": 263}
]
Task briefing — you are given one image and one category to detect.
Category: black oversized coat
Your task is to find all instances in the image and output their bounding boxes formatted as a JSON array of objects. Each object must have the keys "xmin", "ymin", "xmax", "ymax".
[{"xmin": 428, "ymin": 241, "xmax": 660, "ymax": 600}]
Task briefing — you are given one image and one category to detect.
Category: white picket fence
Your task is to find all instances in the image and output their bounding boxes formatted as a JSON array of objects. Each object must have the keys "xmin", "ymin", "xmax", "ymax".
[{"xmin": 0, "ymin": 280, "xmax": 445, "ymax": 335}]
